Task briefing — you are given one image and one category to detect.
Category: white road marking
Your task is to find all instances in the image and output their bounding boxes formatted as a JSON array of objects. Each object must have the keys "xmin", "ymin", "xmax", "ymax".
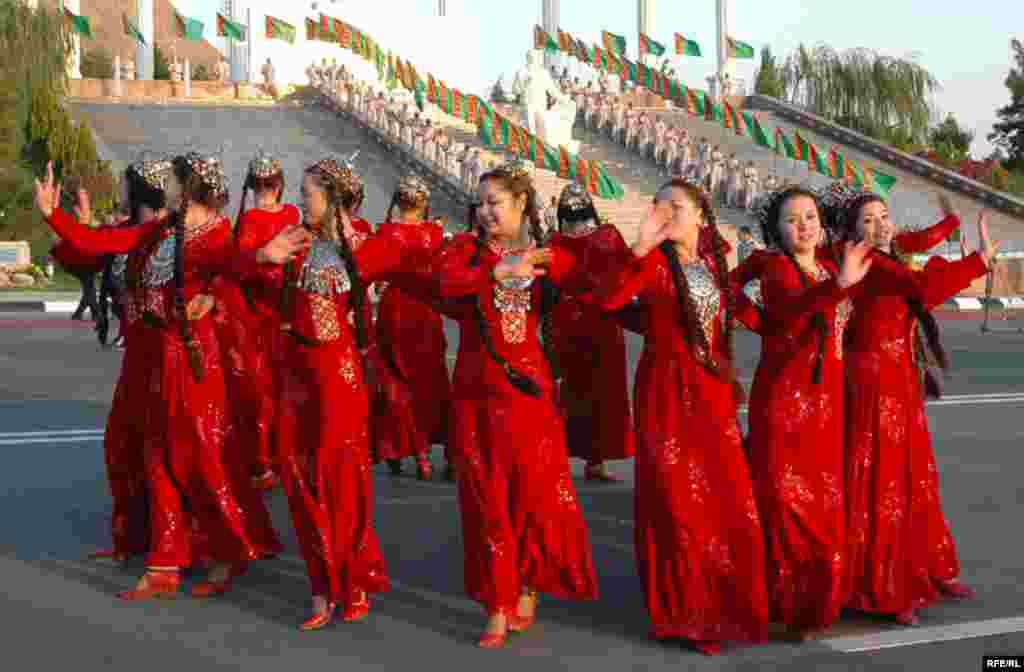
[
  {"xmin": 0, "ymin": 429, "xmax": 104, "ymax": 439},
  {"xmin": 0, "ymin": 436, "xmax": 102, "ymax": 446},
  {"xmin": 821, "ymin": 616, "xmax": 1024, "ymax": 652}
]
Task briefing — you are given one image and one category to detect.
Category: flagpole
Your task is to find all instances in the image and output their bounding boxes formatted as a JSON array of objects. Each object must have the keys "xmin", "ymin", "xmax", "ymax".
[{"xmin": 247, "ymin": 6, "xmax": 253, "ymax": 83}]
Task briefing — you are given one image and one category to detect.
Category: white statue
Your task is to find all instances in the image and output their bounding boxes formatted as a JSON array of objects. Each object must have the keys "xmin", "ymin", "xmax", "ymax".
[{"xmin": 521, "ymin": 49, "xmax": 578, "ymax": 154}]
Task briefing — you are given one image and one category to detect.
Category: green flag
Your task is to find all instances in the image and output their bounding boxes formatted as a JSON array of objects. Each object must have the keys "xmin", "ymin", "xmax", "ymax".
[
  {"xmin": 866, "ymin": 167, "xmax": 897, "ymax": 198},
  {"xmin": 674, "ymin": 33, "xmax": 701, "ymax": 57},
  {"xmin": 64, "ymin": 9, "xmax": 92, "ymax": 38},
  {"xmin": 727, "ymin": 36, "xmax": 755, "ymax": 59},
  {"xmin": 123, "ymin": 14, "xmax": 145, "ymax": 45},
  {"xmin": 216, "ymin": 13, "xmax": 245, "ymax": 41},
  {"xmin": 602, "ymin": 30, "xmax": 626, "ymax": 55},
  {"xmin": 174, "ymin": 12, "xmax": 204, "ymax": 41},
  {"xmin": 265, "ymin": 15, "xmax": 295, "ymax": 44},
  {"xmin": 775, "ymin": 128, "xmax": 796, "ymax": 159},
  {"xmin": 751, "ymin": 117, "xmax": 773, "ymax": 149},
  {"xmin": 639, "ymin": 33, "xmax": 665, "ymax": 57}
]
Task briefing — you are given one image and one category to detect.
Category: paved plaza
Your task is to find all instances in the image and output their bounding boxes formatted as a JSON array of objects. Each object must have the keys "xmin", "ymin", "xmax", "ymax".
[{"xmin": 2, "ymin": 103, "xmax": 1022, "ymax": 671}]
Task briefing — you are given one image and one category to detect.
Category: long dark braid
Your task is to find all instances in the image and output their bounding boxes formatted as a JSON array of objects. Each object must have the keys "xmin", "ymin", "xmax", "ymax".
[
  {"xmin": 172, "ymin": 205, "xmax": 203, "ymax": 380},
  {"xmin": 468, "ymin": 236, "xmax": 541, "ymax": 397},
  {"xmin": 334, "ymin": 208, "xmax": 369, "ymax": 350}
]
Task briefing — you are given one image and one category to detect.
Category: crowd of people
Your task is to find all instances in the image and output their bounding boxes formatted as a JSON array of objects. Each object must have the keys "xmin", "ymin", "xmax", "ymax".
[{"xmin": 31, "ymin": 54, "xmax": 1002, "ymax": 656}]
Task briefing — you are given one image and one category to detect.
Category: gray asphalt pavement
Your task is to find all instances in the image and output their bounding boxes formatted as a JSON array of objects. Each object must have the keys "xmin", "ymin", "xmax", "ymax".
[{"xmin": 1, "ymin": 310, "xmax": 1022, "ymax": 671}]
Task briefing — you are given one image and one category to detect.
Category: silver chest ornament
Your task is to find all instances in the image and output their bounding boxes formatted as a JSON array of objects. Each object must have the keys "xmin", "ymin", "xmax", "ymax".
[
  {"xmin": 142, "ymin": 235, "xmax": 176, "ymax": 288},
  {"xmin": 298, "ymin": 239, "xmax": 351, "ymax": 296},
  {"xmin": 681, "ymin": 259, "xmax": 721, "ymax": 347}
]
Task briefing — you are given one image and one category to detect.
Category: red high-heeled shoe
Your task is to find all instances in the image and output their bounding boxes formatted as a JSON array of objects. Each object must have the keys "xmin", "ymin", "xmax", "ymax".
[
  {"xmin": 507, "ymin": 592, "xmax": 538, "ymax": 632},
  {"xmin": 299, "ymin": 602, "xmax": 336, "ymax": 631},
  {"xmin": 694, "ymin": 640, "xmax": 722, "ymax": 656},
  {"xmin": 477, "ymin": 613, "xmax": 508, "ymax": 649},
  {"xmin": 191, "ymin": 564, "xmax": 244, "ymax": 597},
  {"xmin": 342, "ymin": 590, "xmax": 370, "ymax": 622},
  {"xmin": 117, "ymin": 570, "xmax": 180, "ymax": 601},
  {"xmin": 895, "ymin": 608, "xmax": 919, "ymax": 626},
  {"xmin": 937, "ymin": 578, "xmax": 975, "ymax": 600}
]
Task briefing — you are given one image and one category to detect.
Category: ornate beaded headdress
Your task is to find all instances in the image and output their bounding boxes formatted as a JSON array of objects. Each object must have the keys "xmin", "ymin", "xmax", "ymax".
[
  {"xmin": 247, "ymin": 150, "xmax": 282, "ymax": 179},
  {"xmin": 308, "ymin": 151, "xmax": 364, "ymax": 206},
  {"xmin": 492, "ymin": 159, "xmax": 533, "ymax": 181},
  {"xmin": 396, "ymin": 174, "xmax": 431, "ymax": 206},
  {"xmin": 821, "ymin": 182, "xmax": 882, "ymax": 239},
  {"xmin": 128, "ymin": 151, "xmax": 172, "ymax": 192},
  {"xmin": 558, "ymin": 183, "xmax": 593, "ymax": 213},
  {"xmin": 182, "ymin": 151, "xmax": 229, "ymax": 199}
]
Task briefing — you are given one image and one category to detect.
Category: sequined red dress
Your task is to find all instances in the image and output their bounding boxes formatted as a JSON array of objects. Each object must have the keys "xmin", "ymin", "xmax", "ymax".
[
  {"xmin": 272, "ymin": 227, "xmax": 409, "ymax": 609},
  {"xmin": 213, "ymin": 204, "xmax": 301, "ymax": 477},
  {"xmin": 844, "ymin": 232, "xmax": 986, "ymax": 616},
  {"xmin": 44, "ymin": 208, "xmax": 283, "ymax": 570},
  {"xmin": 731, "ymin": 248, "xmax": 852, "ymax": 633},
  {"xmin": 547, "ymin": 225, "xmax": 635, "ymax": 464},
  {"xmin": 591, "ymin": 245, "xmax": 768, "ymax": 643},
  {"xmin": 372, "ymin": 220, "xmax": 451, "ymax": 462},
  {"xmin": 437, "ymin": 234, "xmax": 598, "ymax": 615}
]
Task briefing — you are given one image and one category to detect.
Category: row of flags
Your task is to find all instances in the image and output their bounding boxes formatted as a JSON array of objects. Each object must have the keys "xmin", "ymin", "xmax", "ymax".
[
  {"xmin": 62, "ymin": 4, "xmax": 248, "ymax": 45},
  {"xmin": 539, "ymin": 26, "xmax": 896, "ymax": 197},
  {"xmin": 566, "ymin": 28, "xmax": 755, "ymax": 61}
]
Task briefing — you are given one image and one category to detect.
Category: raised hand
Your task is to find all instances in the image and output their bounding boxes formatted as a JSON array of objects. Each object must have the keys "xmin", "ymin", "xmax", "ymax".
[
  {"xmin": 493, "ymin": 247, "xmax": 553, "ymax": 282},
  {"xmin": 632, "ymin": 204, "xmax": 670, "ymax": 257},
  {"xmin": 937, "ymin": 192, "xmax": 956, "ymax": 218},
  {"xmin": 185, "ymin": 294, "xmax": 215, "ymax": 321},
  {"xmin": 837, "ymin": 240, "xmax": 874, "ymax": 289},
  {"xmin": 33, "ymin": 161, "xmax": 61, "ymax": 219},
  {"xmin": 256, "ymin": 225, "xmax": 311, "ymax": 265},
  {"xmin": 977, "ymin": 210, "xmax": 1002, "ymax": 269},
  {"xmin": 72, "ymin": 188, "xmax": 92, "ymax": 227}
]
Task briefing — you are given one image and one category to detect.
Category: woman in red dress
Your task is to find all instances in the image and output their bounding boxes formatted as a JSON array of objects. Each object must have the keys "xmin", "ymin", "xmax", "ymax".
[
  {"xmin": 217, "ymin": 151, "xmax": 301, "ymax": 489},
  {"xmin": 34, "ymin": 158, "xmax": 305, "ymax": 600},
  {"xmin": 824, "ymin": 188, "xmax": 996, "ymax": 625},
  {"xmin": 72, "ymin": 158, "xmax": 171, "ymax": 563},
  {"xmin": 273, "ymin": 157, "xmax": 424, "ymax": 630},
  {"xmin": 546, "ymin": 183, "xmax": 635, "ymax": 482},
  {"xmin": 733, "ymin": 186, "xmax": 874, "ymax": 639},
  {"xmin": 587, "ymin": 178, "xmax": 768, "ymax": 654},
  {"xmin": 437, "ymin": 163, "xmax": 598, "ymax": 648},
  {"xmin": 374, "ymin": 176, "xmax": 451, "ymax": 481}
]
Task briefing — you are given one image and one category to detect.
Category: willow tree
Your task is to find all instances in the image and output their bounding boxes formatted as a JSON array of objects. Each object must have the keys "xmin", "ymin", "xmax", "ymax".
[{"xmin": 779, "ymin": 44, "xmax": 939, "ymax": 145}]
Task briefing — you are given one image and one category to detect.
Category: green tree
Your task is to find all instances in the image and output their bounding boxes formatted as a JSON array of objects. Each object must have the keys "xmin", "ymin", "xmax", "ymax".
[
  {"xmin": 780, "ymin": 43, "xmax": 939, "ymax": 145},
  {"xmin": 192, "ymin": 63, "xmax": 211, "ymax": 81},
  {"xmin": 153, "ymin": 44, "xmax": 170, "ymax": 80},
  {"xmin": 988, "ymin": 39, "xmax": 1024, "ymax": 171},
  {"xmin": 930, "ymin": 113, "xmax": 974, "ymax": 163},
  {"xmin": 754, "ymin": 45, "xmax": 784, "ymax": 98}
]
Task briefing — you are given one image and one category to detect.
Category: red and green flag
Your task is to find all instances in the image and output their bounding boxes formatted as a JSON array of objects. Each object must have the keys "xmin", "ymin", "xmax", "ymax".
[
  {"xmin": 850, "ymin": 164, "xmax": 897, "ymax": 198},
  {"xmin": 123, "ymin": 13, "xmax": 145, "ymax": 45},
  {"xmin": 827, "ymin": 147, "xmax": 849, "ymax": 182},
  {"xmin": 557, "ymin": 29, "xmax": 573, "ymax": 52},
  {"xmin": 705, "ymin": 100, "xmax": 724, "ymax": 123},
  {"xmin": 319, "ymin": 14, "xmax": 332, "ymax": 36},
  {"xmin": 174, "ymin": 11, "xmax": 203, "ymax": 41},
  {"xmin": 638, "ymin": 33, "xmax": 665, "ymax": 57},
  {"xmin": 535, "ymin": 26, "xmax": 558, "ymax": 53},
  {"xmin": 727, "ymin": 36, "xmax": 755, "ymax": 59},
  {"xmin": 216, "ymin": 13, "xmax": 245, "ymax": 41},
  {"xmin": 305, "ymin": 18, "xmax": 317, "ymax": 41},
  {"xmin": 686, "ymin": 87, "xmax": 705, "ymax": 116},
  {"xmin": 64, "ymin": 9, "xmax": 93, "ymax": 38},
  {"xmin": 602, "ymin": 30, "xmax": 626, "ymax": 55},
  {"xmin": 265, "ymin": 15, "xmax": 294, "ymax": 44},
  {"xmin": 775, "ymin": 128, "xmax": 796, "ymax": 159},
  {"xmin": 675, "ymin": 33, "xmax": 701, "ymax": 57},
  {"xmin": 751, "ymin": 116, "xmax": 773, "ymax": 149}
]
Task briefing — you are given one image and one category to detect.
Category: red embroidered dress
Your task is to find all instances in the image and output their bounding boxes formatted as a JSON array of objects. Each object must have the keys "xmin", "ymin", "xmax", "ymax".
[
  {"xmin": 437, "ymin": 234, "xmax": 598, "ymax": 615},
  {"xmin": 731, "ymin": 248, "xmax": 852, "ymax": 633},
  {"xmin": 546, "ymin": 224, "xmax": 635, "ymax": 464},
  {"xmin": 591, "ymin": 245, "xmax": 768, "ymax": 642},
  {"xmin": 372, "ymin": 220, "xmax": 451, "ymax": 461},
  {"xmin": 844, "ymin": 221, "xmax": 986, "ymax": 616},
  {"xmin": 44, "ymin": 208, "xmax": 282, "ymax": 569}
]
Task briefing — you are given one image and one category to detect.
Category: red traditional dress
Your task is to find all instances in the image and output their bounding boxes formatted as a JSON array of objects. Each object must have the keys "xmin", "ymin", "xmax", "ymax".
[
  {"xmin": 732, "ymin": 248, "xmax": 852, "ymax": 633},
  {"xmin": 214, "ymin": 203, "xmax": 301, "ymax": 478},
  {"xmin": 272, "ymin": 225, "xmax": 405, "ymax": 612},
  {"xmin": 44, "ymin": 208, "xmax": 282, "ymax": 570},
  {"xmin": 844, "ymin": 221, "xmax": 985, "ymax": 617},
  {"xmin": 437, "ymin": 234, "xmax": 598, "ymax": 615},
  {"xmin": 372, "ymin": 220, "xmax": 451, "ymax": 463},
  {"xmin": 589, "ymin": 244, "xmax": 768, "ymax": 643},
  {"xmin": 546, "ymin": 224, "xmax": 635, "ymax": 466}
]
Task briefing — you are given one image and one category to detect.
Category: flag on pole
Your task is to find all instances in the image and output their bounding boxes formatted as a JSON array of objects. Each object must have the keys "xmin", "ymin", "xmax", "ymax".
[
  {"xmin": 64, "ymin": 8, "xmax": 92, "ymax": 38},
  {"xmin": 827, "ymin": 147, "xmax": 849, "ymax": 182},
  {"xmin": 216, "ymin": 14, "xmax": 245, "ymax": 41},
  {"xmin": 751, "ymin": 116, "xmax": 773, "ymax": 148},
  {"xmin": 264, "ymin": 15, "xmax": 296, "ymax": 44},
  {"xmin": 305, "ymin": 18, "xmax": 317, "ymax": 41},
  {"xmin": 727, "ymin": 36, "xmax": 755, "ymax": 59},
  {"xmin": 638, "ymin": 33, "xmax": 665, "ymax": 57},
  {"xmin": 174, "ymin": 11, "xmax": 204, "ymax": 41},
  {"xmin": 775, "ymin": 128, "xmax": 796, "ymax": 159},
  {"xmin": 557, "ymin": 29, "xmax": 572, "ymax": 52},
  {"xmin": 675, "ymin": 33, "xmax": 701, "ymax": 56},
  {"xmin": 851, "ymin": 165, "xmax": 897, "ymax": 198},
  {"xmin": 320, "ymin": 14, "xmax": 332, "ymax": 36},
  {"xmin": 601, "ymin": 30, "xmax": 626, "ymax": 55},
  {"xmin": 123, "ymin": 13, "xmax": 145, "ymax": 45}
]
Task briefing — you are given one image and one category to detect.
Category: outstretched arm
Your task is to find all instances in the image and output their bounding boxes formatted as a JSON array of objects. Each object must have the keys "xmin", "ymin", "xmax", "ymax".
[{"xmin": 894, "ymin": 214, "xmax": 960, "ymax": 255}]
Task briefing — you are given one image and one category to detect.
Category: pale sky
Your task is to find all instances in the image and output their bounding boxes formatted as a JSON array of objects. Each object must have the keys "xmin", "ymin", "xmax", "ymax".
[{"xmin": 171, "ymin": 0, "xmax": 1021, "ymax": 155}]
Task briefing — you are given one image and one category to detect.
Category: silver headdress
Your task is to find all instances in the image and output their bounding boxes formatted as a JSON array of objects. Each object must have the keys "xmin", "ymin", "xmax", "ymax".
[
  {"xmin": 182, "ymin": 151, "xmax": 229, "ymax": 200},
  {"xmin": 247, "ymin": 150, "xmax": 282, "ymax": 180}
]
